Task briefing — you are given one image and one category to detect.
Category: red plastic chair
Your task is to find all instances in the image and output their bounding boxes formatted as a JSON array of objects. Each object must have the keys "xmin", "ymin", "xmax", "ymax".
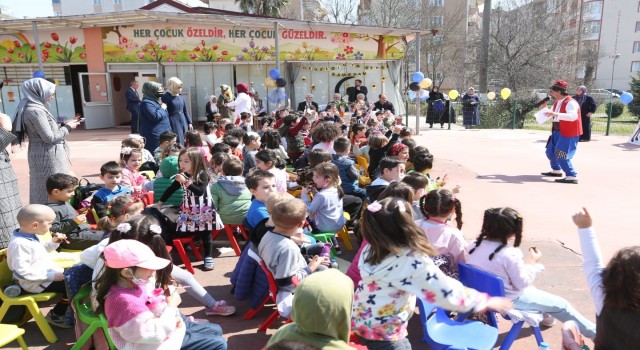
[
  {"xmin": 211, "ymin": 224, "xmax": 248, "ymax": 256},
  {"xmin": 246, "ymin": 261, "xmax": 296, "ymax": 332},
  {"xmin": 171, "ymin": 237, "xmax": 203, "ymax": 274}
]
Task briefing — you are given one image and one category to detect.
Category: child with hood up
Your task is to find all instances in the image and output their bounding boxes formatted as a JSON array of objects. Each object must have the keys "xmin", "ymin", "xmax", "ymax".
[{"xmin": 267, "ymin": 269, "xmax": 366, "ymax": 350}]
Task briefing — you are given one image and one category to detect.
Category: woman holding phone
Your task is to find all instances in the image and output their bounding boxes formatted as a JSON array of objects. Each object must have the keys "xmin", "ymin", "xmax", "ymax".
[{"xmin": 12, "ymin": 78, "xmax": 81, "ymax": 204}]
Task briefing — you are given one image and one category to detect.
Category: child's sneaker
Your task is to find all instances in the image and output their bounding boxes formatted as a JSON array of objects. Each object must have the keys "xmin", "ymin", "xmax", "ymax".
[
  {"xmin": 46, "ymin": 310, "xmax": 74, "ymax": 329},
  {"xmin": 542, "ymin": 315, "xmax": 557, "ymax": 327},
  {"xmin": 203, "ymin": 257, "xmax": 215, "ymax": 271},
  {"xmin": 319, "ymin": 243, "xmax": 332, "ymax": 259},
  {"xmin": 187, "ymin": 316, "xmax": 210, "ymax": 323},
  {"xmin": 205, "ymin": 300, "xmax": 236, "ymax": 316}
]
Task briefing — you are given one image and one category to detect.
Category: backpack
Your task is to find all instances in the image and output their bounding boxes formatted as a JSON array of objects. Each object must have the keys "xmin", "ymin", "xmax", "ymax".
[{"xmin": 72, "ymin": 178, "xmax": 103, "ymax": 210}]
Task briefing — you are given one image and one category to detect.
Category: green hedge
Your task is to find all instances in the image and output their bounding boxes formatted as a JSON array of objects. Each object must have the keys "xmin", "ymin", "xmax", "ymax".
[{"xmin": 604, "ymin": 101, "xmax": 625, "ymax": 118}]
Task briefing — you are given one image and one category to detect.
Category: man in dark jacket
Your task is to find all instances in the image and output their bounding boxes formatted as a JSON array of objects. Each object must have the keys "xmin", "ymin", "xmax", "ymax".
[
  {"xmin": 296, "ymin": 94, "xmax": 319, "ymax": 112},
  {"xmin": 573, "ymin": 86, "xmax": 597, "ymax": 142},
  {"xmin": 373, "ymin": 94, "xmax": 395, "ymax": 115}
]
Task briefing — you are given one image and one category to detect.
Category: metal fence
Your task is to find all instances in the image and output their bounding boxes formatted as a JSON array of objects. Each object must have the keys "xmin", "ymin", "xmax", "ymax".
[{"xmin": 406, "ymin": 99, "xmax": 638, "ymax": 137}]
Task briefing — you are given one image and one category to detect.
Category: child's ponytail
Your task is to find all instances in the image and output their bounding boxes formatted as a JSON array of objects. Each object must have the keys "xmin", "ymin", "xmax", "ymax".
[
  {"xmin": 256, "ymin": 149, "xmax": 286, "ymax": 169},
  {"xmin": 469, "ymin": 207, "xmax": 523, "ymax": 260}
]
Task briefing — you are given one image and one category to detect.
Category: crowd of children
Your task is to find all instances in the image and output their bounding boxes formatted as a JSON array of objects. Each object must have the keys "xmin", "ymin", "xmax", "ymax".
[{"xmin": 3, "ymin": 94, "xmax": 626, "ymax": 350}]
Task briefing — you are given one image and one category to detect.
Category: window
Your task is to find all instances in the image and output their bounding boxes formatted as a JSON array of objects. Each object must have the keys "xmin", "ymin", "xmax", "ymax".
[
  {"xmin": 633, "ymin": 62, "xmax": 640, "ymax": 72},
  {"xmin": 430, "ymin": 16, "xmax": 444, "ymax": 27},
  {"xmin": 54, "ymin": 11, "xmax": 62, "ymax": 16},
  {"xmin": 428, "ymin": 72, "xmax": 443, "ymax": 82},
  {"xmin": 636, "ymin": 21, "xmax": 640, "ymax": 32},
  {"xmin": 583, "ymin": 21, "xmax": 600, "ymax": 35},
  {"xmin": 634, "ymin": 42, "xmax": 640, "ymax": 53},
  {"xmin": 93, "ymin": 0, "xmax": 101, "ymax": 4},
  {"xmin": 428, "ymin": 54, "xmax": 442, "ymax": 64},
  {"xmin": 430, "ymin": 0, "xmax": 444, "ymax": 6},
  {"xmin": 114, "ymin": 0, "xmax": 122, "ymax": 4},
  {"xmin": 432, "ymin": 34, "xmax": 444, "ymax": 43},
  {"xmin": 51, "ymin": 0, "xmax": 61, "ymax": 4}
]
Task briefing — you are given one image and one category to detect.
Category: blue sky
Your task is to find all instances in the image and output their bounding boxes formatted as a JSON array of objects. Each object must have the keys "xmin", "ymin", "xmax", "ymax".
[{"xmin": 0, "ymin": 0, "xmax": 206, "ymax": 19}]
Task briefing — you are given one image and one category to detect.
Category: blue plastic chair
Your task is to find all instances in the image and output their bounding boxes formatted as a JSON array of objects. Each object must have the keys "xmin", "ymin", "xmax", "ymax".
[
  {"xmin": 457, "ymin": 263, "xmax": 544, "ymax": 350},
  {"xmin": 416, "ymin": 298, "xmax": 498, "ymax": 350}
]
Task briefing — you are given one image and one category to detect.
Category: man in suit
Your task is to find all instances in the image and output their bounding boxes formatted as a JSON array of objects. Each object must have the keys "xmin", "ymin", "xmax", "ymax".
[
  {"xmin": 373, "ymin": 94, "xmax": 395, "ymax": 115},
  {"xmin": 296, "ymin": 94, "xmax": 319, "ymax": 112},
  {"xmin": 126, "ymin": 80, "xmax": 141, "ymax": 133},
  {"xmin": 346, "ymin": 79, "xmax": 368, "ymax": 103}
]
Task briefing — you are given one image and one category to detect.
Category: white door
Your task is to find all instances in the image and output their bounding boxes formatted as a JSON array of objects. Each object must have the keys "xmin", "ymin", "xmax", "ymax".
[{"xmin": 79, "ymin": 72, "xmax": 115, "ymax": 129}]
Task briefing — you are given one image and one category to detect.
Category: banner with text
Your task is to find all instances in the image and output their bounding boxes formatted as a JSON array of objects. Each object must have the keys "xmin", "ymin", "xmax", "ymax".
[{"xmin": 102, "ymin": 24, "xmax": 405, "ymax": 63}]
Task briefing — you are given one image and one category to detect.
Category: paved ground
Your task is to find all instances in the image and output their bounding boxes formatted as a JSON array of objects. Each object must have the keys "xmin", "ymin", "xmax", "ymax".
[{"xmin": 4, "ymin": 123, "xmax": 640, "ymax": 349}]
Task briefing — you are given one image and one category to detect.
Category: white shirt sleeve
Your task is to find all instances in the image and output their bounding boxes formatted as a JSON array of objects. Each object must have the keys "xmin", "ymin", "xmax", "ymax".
[
  {"xmin": 577, "ymin": 227, "xmax": 605, "ymax": 315},
  {"xmin": 554, "ymin": 99, "xmax": 579, "ymax": 122}
]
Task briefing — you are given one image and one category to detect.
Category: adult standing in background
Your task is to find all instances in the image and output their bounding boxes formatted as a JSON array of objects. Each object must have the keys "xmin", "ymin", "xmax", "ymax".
[
  {"xmin": 162, "ymin": 77, "xmax": 192, "ymax": 146},
  {"xmin": 541, "ymin": 80, "xmax": 582, "ymax": 184},
  {"xmin": 346, "ymin": 79, "xmax": 368, "ymax": 103},
  {"xmin": 573, "ymin": 86, "xmax": 596, "ymax": 142},
  {"xmin": 461, "ymin": 87, "xmax": 480, "ymax": 129},
  {"xmin": 125, "ymin": 80, "xmax": 141, "ymax": 133},
  {"xmin": 426, "ymin": 86, "xmax": 445, "ymax": 128},
  {"xmin": 227, "ymin": 82, "xmax": 252, "ymax": 126},
  {"xmin": 205, "ymin": 95, "xmax": 219, "ymax": 122},
  {"xmin": 12, "ymin": 78, "xmax": 81, "ymax": 204},
  {"xmin": 0, "ymin": 112, "xmax": 21, "ymax": 249},
  {"xmin": 139, "ymin": 81, "xmax": 170, "ymax": 153},
  {"xmin": 217, "ymin": 84, "xmax": 235, "ymax": 121}
]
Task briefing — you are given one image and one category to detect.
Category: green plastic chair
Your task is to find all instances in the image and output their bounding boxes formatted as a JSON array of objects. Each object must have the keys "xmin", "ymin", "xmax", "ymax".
[{"xmin": 71, "ymin": 284, "xmax": 116, "ymax": 350}]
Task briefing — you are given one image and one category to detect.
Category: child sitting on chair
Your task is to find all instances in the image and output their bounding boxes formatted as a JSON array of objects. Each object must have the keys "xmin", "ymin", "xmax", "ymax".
[{"xmin": 7, "ymin": 205, "xmax": 72, "ymax": 328}]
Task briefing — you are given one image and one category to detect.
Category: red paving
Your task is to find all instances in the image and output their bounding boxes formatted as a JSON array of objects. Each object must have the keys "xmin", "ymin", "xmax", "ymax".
[{"xmin": 4, "ymin": 125, "xmax": 640, "ymax": 349}]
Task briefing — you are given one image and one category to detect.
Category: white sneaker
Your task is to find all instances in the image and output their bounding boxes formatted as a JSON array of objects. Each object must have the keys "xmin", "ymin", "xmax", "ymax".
[{"xmin": 542, "ymin": 315, "xmax": 556, "ymax": 327}]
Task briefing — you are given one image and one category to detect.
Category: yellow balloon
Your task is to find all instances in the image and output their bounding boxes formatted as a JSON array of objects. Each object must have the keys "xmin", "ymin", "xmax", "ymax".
[
  {"xmin": 487, "ymin": 91, "xmax": 496, "ymax": 100},
  {"xmin": 419, "ymin": 78, "xmax": 432, "ymax": 89},
  {"xmin": 265, "ymin": 78, "xmax": 276, "ymax": 88},
  {"xmin": 448, "ymin": 89, "xmax": 459, "ymax": 100},
  {"xmin": 500, "ymin": 88, "xmax": 511, "ymax": 100}
]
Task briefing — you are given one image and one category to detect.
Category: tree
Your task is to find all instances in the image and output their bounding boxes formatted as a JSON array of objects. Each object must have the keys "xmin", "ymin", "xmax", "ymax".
[
  {"xmin": 486, "ymin": 0, "xmax": 580, "ymax": 93},
  {"xmin": 628, "ymin": 72, "xmax": 640, "ymax": 119},
  {"xmin": 319, "ymin": 0, "xmax": 359, "ymax": 24},
  {"xmin": 234, "ymin": 0, "xmax": 289, "ymax": 17}
]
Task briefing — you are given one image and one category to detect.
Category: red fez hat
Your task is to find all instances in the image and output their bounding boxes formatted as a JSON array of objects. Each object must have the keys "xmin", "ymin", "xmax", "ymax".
[{"xmin": 550, "ymin": 80, "xmax": 568, "ymax": 91}]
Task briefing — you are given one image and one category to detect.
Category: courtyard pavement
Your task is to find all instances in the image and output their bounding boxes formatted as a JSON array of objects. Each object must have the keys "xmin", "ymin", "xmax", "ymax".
[{"xmin": 4, "ymin": 123, "xmax": 640, "ymax": 349}]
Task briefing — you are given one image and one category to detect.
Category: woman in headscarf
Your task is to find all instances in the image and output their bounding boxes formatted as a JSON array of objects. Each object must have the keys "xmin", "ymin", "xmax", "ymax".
[
  {"xmin": 0, "ymin": 111, "xmax": 21, "ymax": 248},
  {"xmin": 226, "ymin": 83, "xmax": 252, "ymax": 127},
  {"xmin": 139, "ymin": 81, "xmax": 170, "ymax": 152},
  {"xmin": 161, "ymin": 77, "xmax": 192, "ymax": 146},
  {"xmin": 266, "ymin": 269, "xmax": 362, "ymax": 350},
  {"xmin": 205, "ymin": 95, "xmax": 219, "ymax": 122},
  {"xmin": 217, "ymin": 84, "xmax": 234, "ymax": 121},
  {"xmin": 461, "ymin": 87, "xmax": 480, "ymax": 129},
  {"xmin": 12, "ymin": 78, "xmax": 81, "ymax": 204},
  {"xmin": 573, "ymin": 85, "xmax": 596, "ymax": 142}
]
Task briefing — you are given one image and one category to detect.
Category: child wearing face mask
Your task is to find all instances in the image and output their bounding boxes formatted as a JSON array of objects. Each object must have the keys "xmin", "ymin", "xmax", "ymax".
[{"xmin": 95, "ymin": 239, "xmax": 227, "ymax": 350}]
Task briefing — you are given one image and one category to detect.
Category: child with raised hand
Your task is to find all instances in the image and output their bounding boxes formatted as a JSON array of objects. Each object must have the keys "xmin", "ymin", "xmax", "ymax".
[
  {"xmin": 368, "ymin": 125, "xmax": 401, "ymax": 179},
  {"xmin": 153, "ymin": 148, "xmax": 221, "ymax": 271},
  {"xmin": 573, "ymin": 207, "xmax": 640, "ymax": 347},
  {"xmin": 416, "ymin": 189, "xmax": 466, "ymax": 278},
  {"xmin": 352, "ymin": 198, "xmax": 512, "ymax": 348},
  {"xmin": 7, "ymin": 205, "xmax": 73, "ymax": 328},
  {"xmin": 120, "ymin": 147, "xmax": 149, "ymax": 194},
  {"xmin": 301, "ymin": 162, "xmax": 346, "ymax": 253},
  {"xmin": 258, "ymin": 198, "xmax": 327, "ymax": 318},
  {"xmin": 95, "ymin": 239, "xmax": 227, "ymax": 350},
  {"xmin": 466, "ymin": 207, "xmax": 596, "ymax": 338},
  {"xmin": 255, "ymin": 148, "xmax": 288, "ymax": 193}
]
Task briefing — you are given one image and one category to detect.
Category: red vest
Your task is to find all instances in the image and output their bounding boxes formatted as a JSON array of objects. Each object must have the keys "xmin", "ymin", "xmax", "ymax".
[{"xmin": 553, "ymin": 96, "xmax": 582, "ymax": 138}]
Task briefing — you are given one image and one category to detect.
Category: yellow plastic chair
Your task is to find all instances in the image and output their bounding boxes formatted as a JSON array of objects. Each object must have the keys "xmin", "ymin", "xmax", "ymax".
[
  {"xmin": 0, "ymin": 249, "xmax": 59, "ymax": 343},
  {"xmin": 0, "ymin": 324, "xmax": 28, "ymax": 349},
  {"xmin": 356, "ymin": 156, "xmax": 369, "ymax": 177},
  {"xmin": 312, "ymin": 212, "xmax": 353, "ymax": 255},
  {"xmin": 71, "ymin": 284, "xmax": 116, "ymax": 350}
]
